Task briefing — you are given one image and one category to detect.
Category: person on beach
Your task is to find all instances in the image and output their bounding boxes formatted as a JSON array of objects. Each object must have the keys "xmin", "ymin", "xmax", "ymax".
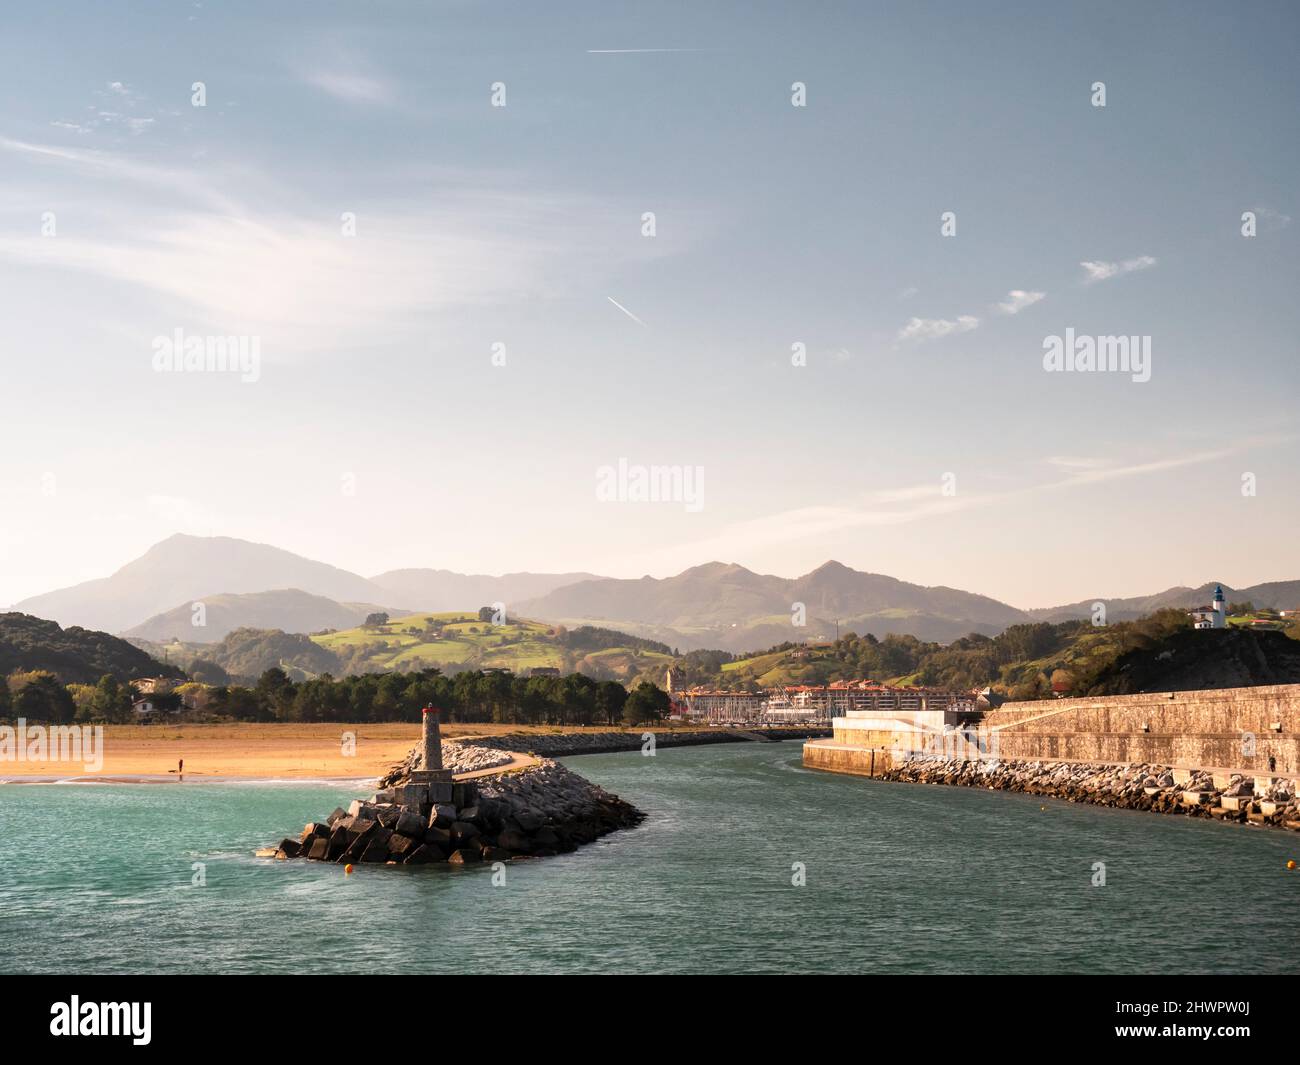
[{"xmin": 178, "ymin": 758, "xmax": 184, "ymax": 782}]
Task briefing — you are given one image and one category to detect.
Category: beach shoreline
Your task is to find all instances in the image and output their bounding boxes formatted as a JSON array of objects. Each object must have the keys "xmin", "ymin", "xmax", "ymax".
[{"xmin": 0, "ymin": 721, "xmax": 813, "ymax": 782}]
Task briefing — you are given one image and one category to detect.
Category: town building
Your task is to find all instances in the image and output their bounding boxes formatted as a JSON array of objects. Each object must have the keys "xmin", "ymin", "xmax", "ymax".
[{"xmin": 672, "ymin": 681, "xmax": 977, "ymax": 725}]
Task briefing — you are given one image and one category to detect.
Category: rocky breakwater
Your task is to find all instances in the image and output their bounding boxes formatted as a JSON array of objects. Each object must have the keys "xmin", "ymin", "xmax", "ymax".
[
  {"xmin": 885, "ymin": 755, "xmax": 1300, "ymax": 831},
  {"xmin": 270, "ymin": 742, "xmax": 644, "ymax": 867},
  {"xmin": 376, "ymin": 739, "xmax": 514, "ymax": 782},
  {"xmin": 472, "ymin": 725, "xmax": 830, "ymax": 757}
]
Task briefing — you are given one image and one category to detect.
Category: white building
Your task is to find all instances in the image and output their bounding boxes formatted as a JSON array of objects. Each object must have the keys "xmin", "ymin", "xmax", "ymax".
[{"xmin": 1189, "ymin": 585, "xmax": 1228, "ymax": 630}]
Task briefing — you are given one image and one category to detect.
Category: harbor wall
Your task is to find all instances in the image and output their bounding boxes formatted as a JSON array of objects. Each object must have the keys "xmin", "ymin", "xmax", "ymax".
[{"xmin": 806, "ymin": 683, "xmax": 1300, "ymax": 777}]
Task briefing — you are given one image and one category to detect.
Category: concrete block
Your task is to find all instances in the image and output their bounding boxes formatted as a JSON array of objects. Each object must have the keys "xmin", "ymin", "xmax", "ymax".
[
  {"xmin": 1254, "ymin": 777, "xmax": 1274, "ymax": 796},
  {"xmin": 1181, "ymin": 790, "xmax": 1213, "ymax": 806},
  {"xmin": 1219, "ymin": 795, "xmax": 1251, "ymax": 811},
  {"xmin": 1173, "ymin": 769, "xmax": 1194, "ymax": 787},
  {"xmin": 396, "ymin": 809, "xmax": 426, "ymax": 837}
]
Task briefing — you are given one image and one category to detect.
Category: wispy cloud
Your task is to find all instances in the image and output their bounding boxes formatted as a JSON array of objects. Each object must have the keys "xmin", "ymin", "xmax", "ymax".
[
  {"xmin": 46, "ymin": 81, "xmax": 160, "ymax": 138},
  {"xmin": 648, "ymin": 439, "xmax": 1279, "ymax": 570},
  {"xmin": 1044, "ymin": 455, "xmax": 1112, "ymax": 471},
  {"xmin": 301, "ymin": 70, "xmax": 394, "ymax": 105},
  {"xmin": 294, "ymin": 41, "xmax": 396, "ymax": 105},
  {"xmin": 0, "ymin": 137, "xmax": 679, "ymax": 354},
  {"xmin": 1080, "ymin": 255, "xmax": 1157, "ymax": 283},
  {"xmin": 897, "ymin": 315, "xmax": 979, "ymax": 342},
  {"xmin": 1253, "ymin": 206, "xmax": 1293, "ymax": 230},
  {"xmin": 994, "ymin": 289, "xmax": 1045, "ymax": 315}
]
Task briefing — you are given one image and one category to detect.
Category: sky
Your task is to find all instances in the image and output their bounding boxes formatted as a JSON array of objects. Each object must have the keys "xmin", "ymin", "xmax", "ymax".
[{"xmin": 0, "ymin": 0, "xmax": 1297, "ymax": 610}]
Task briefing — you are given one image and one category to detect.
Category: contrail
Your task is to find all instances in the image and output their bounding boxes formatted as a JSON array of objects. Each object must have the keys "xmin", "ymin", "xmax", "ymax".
[{"xmin": 607, "ymin": 297, "xmax": 647, "ymax": 327}]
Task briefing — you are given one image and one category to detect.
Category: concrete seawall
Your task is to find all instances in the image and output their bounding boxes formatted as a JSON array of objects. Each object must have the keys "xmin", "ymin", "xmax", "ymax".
[
  {"xmin": 803, "ymin": 683, "xmax": 1300, "ymax": 829},
  {"xmin": 806, "ymin": 684, "xmax": 1300, "ymax": 777},
  {"xmin": 983, "ymin": 684, "xmax": 1300, "ymax": 774}
]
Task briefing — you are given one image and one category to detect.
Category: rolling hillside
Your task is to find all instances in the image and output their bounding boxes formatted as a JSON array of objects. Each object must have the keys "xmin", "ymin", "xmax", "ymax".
[
  {"xmin": 310, "ymin": 612, "xmax": 674, "ymax": 681},
  {"xmin": 124, "ymin": 589, "xmax": 401, "ymax": 644},
  {"xmin": 129, "ymin": 627, "xmax": 345, "ymax": 683}
]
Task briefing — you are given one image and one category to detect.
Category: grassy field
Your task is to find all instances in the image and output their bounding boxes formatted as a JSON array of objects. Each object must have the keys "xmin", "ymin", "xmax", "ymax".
[
  {"xmin": 313, "ymin": 611, "xmax": 568, "ymax": 672},
  {"xmin": 311, "ymin": 610, "xmax": 674, "ymax": 680},
  {"xmin": 1227, "ymin": 613, "xmax": 1290, "ymax": 631}
]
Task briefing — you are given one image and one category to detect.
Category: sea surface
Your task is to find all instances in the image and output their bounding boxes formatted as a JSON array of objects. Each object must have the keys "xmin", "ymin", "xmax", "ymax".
[{"xmin": 2, "ymin": 742, "xmax": 1296, "ymax": 974}]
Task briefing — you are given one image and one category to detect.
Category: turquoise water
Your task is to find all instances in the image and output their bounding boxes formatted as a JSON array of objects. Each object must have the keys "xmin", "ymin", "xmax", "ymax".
[{"xmin": 2, "ymin": 742, "xmax": 1297, "ymax": 974}]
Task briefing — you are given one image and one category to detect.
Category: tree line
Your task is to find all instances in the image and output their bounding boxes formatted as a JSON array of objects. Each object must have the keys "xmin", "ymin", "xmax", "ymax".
[{"xmin": 0, "ymin": 667, "xmax": 673, "ymax": 727}]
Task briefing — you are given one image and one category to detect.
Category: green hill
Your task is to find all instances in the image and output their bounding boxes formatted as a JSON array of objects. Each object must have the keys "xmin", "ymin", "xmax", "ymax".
[
  {"xmin": 129, "ymin": 628, "xmax": 346, "ymax": 683},
  {"xmin": 0, "ymin": 612, "xmax": 183, "ymax": 685},
  {"xmin": 310, "ymin": 612, "xmax": 674, "ymax": 682},
  {"xmin": 657, "ymin": 609, "xmax": 1300, "ymax": 699}
]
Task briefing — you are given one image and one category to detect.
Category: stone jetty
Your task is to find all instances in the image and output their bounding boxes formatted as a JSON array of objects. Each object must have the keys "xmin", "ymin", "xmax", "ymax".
[
  {"xmin": 469, "ymin": 725, "xmax": 829, "ymax": 758},
  {"xmin": 377, "ymin": 739, "xmax": 515, "ymax": 782},
  {"xmin": 270, "ymin": 709, "xmax": 644, "ymax": 867},
  {"xmin": 882, "ymin": 755, "xmax": 1300, "ymax": 830}
]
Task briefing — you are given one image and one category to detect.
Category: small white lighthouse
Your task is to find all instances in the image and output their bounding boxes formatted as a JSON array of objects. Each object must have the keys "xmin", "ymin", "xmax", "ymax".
[{"xmin": 1212, "ymin": 585, "xmax": 1226, "ymax": 629}]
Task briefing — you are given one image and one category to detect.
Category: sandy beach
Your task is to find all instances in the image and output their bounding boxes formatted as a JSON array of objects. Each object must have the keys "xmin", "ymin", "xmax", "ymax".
[{"xmin": 0, "ymin": 722, "xmax": 710, "ymax": 781}]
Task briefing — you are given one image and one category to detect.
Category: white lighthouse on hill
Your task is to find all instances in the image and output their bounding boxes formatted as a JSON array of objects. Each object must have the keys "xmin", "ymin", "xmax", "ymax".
[{"xmin": 1190, "ymin": 585, "xmax": 1228, "ymax": 630}]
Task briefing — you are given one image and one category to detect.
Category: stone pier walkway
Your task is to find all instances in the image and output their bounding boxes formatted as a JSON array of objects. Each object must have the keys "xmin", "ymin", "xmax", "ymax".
[{"xmin": 453, "ymin": 751, "xmax": 539, "ymax": 780}]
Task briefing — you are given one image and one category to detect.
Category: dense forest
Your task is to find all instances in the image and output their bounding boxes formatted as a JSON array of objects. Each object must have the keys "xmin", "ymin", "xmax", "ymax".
[
  {"xmin": 189, "ymin": 627, "xmax": 341, "ymax": 681},
  {"xmin": 0, "ymin": 613, "xmax": 183, "ymax": 685},
  {"xmin": 0, "ymin": 664, "xmax": 671, "ymax": 727}
]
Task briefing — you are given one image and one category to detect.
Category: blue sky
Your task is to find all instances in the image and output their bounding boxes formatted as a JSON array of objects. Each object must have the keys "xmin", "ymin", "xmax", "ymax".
[{"xmin": 0, "ymin": 1, "xmax": 1296, "ymax": 609}]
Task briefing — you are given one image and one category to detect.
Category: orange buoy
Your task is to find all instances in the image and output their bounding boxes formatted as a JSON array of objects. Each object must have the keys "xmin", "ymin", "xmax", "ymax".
[
  {"xmin": 1288, "ymin": 860, "xmax": 1297, "ymax": 871},
  {"xmin": 345, "ymin": 864, "xmax": 354, "ymax": 875}
]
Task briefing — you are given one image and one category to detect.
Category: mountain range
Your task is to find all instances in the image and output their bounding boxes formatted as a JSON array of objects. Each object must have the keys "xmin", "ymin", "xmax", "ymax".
[
  {"xmin": 12, "ymin": 536, "xmax": 597, "ymax": 638},
  {"xmin": 516, "ymin": 560, "xmax": 1031, "ymax": 650},
  {"xmin": 9, "ymin": 535, "xmax": 1298, "ymax": 652}
]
